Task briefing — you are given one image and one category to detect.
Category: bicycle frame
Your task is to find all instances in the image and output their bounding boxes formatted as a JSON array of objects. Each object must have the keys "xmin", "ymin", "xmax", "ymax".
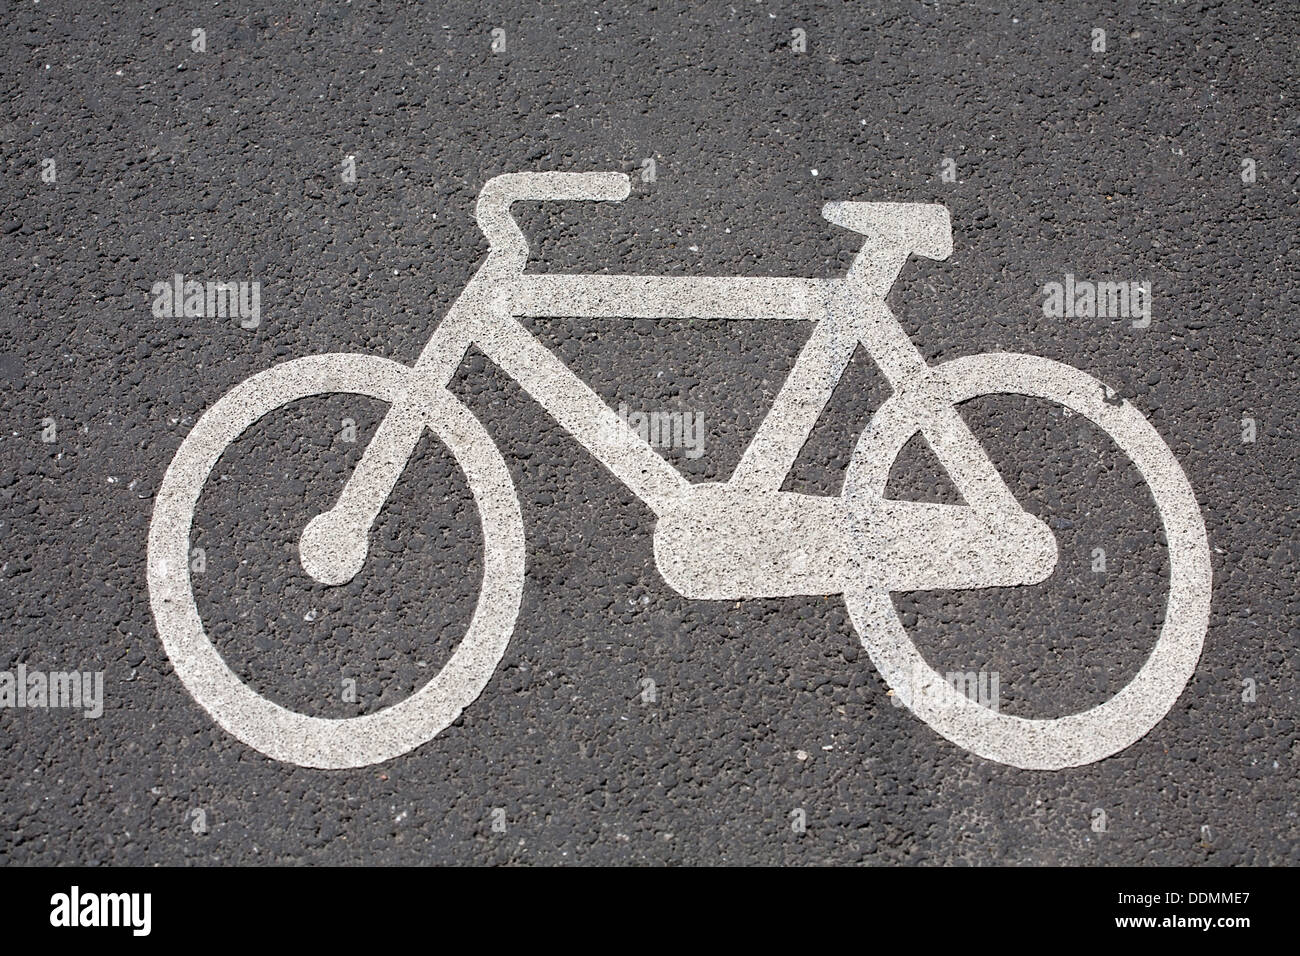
[
  {"xmin": 420, "ymin": 269, "xmax": 867, "ymax": 515},
  {"xmin": 304, "ymin": 172, "xmax": 1058, "ymax": 598}
]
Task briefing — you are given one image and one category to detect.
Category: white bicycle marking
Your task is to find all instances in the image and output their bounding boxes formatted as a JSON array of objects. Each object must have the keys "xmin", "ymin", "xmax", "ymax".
[{"xmin": 147, "ymin": 171, "xmax": 1212, "ymax": 770}]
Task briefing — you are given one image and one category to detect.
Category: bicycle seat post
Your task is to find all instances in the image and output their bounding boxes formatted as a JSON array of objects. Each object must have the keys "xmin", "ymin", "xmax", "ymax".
[
  {"xmin": 823, "ymin": 201, "xmax": 953, "ymax": 297},
  {"xmin": 846, "ymin": 244, "xmax": 911, "ymax": 298}
]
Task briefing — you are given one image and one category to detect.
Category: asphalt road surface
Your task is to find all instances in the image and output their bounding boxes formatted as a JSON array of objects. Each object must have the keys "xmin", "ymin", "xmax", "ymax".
[{"xmin": 1, "ymin": 0, "xmax": 1296, "ymax": 865}]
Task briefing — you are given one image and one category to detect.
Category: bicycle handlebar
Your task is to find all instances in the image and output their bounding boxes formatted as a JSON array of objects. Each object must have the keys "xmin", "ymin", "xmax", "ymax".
[{"xmin": 476, "ymin": 172, "xmax": 631, "ymax": 263}]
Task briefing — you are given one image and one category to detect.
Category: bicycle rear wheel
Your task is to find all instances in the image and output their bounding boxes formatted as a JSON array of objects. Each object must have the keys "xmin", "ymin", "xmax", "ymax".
[{"xmin": 842, "ymin": 352, "xmax": 1211, "ymax": 769}]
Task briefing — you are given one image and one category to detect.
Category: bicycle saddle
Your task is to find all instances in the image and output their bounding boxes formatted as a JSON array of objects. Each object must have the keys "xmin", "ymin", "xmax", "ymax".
[{"xmin": 822, "ymin": 201, "xmax": 953, "ymax": 261}]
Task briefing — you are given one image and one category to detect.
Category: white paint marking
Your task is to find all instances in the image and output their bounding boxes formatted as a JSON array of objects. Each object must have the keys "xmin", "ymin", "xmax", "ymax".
[{"xmin": 148, "ymin": 172, "xmax": 1211, "ymax": 770}]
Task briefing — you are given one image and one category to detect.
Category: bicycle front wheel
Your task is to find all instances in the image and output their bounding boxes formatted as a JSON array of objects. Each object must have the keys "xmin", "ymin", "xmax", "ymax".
[
  {"xmin": 842, "ymin": 352, "xmax": 1211, "ymax": 770},
  {"xmin": 147, "ymin": 353, "xmax": 525, "ymax": 769}
]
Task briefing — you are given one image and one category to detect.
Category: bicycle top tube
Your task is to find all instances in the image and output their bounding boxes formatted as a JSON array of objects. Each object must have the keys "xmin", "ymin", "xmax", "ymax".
[{"xmin": 498, "ymin": 273, "xmax": 843, "ymax": 321}]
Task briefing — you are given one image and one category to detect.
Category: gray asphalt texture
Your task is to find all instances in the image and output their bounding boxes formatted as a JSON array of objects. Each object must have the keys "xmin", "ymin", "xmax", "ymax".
[{"xmin": 1, "ymin": 0, "xmax": 1296, "ymax": 865}]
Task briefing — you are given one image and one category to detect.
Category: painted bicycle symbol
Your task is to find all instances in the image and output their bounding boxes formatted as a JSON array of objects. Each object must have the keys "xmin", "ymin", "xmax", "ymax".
[{"xmin": 147, "ymin": 172, "xmax": 1211, "ymax": 770}]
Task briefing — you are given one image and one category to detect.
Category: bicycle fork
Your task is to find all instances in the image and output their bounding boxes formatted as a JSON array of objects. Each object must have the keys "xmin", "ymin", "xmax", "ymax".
[{"xmin": 298, "ymin": 281, "xmax": 490, "ymax": 586}]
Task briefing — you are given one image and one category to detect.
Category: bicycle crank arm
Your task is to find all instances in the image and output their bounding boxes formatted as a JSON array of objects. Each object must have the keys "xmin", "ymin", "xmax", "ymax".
[{"xmin": 652, "ymin": 486, "xmax": 1058, "ymax": 600}]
